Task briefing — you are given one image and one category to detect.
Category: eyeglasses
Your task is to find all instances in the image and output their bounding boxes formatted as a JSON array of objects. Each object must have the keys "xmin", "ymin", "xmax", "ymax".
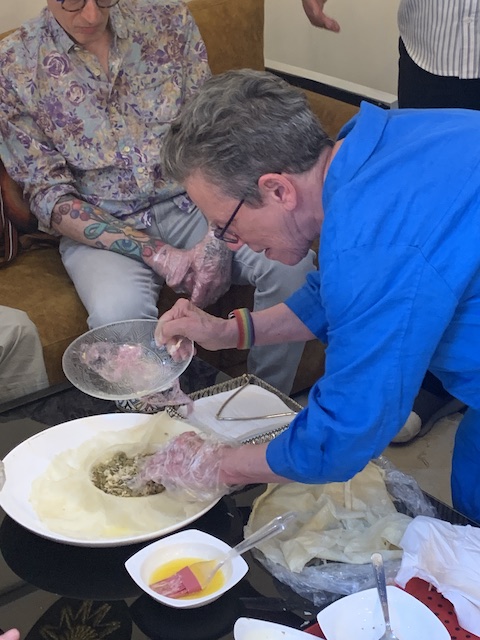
[
  {"xmin": 57, "ymin": 0, "xmax": 120, "ymax": 12},
  {"xmin": 213, "ymin": 199, "xmax": 244, "ymax": 244}
]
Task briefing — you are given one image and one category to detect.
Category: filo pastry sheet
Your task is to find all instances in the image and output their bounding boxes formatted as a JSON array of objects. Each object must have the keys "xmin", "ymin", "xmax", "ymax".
[
  {"xmin": 246, "ymin": 462, "xmax": 412, "ymax": 570},
  {"xmin": 30, "ymin": 413, "xmax": 213, "ymax": 540}
]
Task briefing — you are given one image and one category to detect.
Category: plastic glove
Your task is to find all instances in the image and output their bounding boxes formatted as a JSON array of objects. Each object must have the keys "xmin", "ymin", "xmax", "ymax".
[
  {"xmin": 140, "ymin": 380, "xmax": 193, "ymax": 411},
  {"xmin": 131, "ymin": 431, "xmax": 235, "ymax": 502},
  {"xmin": 148, "ymin": 229, "xmax": 232, "ymax": 309}
]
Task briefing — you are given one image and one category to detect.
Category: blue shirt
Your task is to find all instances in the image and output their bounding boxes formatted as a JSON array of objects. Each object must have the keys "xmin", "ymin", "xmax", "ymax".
[{"xmin": 267, "ymin": 102, "xmax": 480, "ymax": 483}]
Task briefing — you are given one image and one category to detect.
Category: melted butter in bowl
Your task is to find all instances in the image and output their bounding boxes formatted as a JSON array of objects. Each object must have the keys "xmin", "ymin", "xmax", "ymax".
[
  {"xmin": 125, "ymin": 529, "xmax": 248, "ymax": 608},
  {"xmin": 149, "ymin": 556, "xmax": 225, "ymax": 599}
]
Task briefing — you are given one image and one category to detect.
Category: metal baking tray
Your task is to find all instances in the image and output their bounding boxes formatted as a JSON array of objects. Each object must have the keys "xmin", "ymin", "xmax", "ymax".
[{"xmin": 167, "ymin": 373, "xmax": 303, "ymax": 445}]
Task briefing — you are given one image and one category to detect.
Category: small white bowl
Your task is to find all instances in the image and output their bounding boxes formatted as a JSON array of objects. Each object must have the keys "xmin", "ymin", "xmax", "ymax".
[
  {"xmin": 234, "ymin": 617, "xmax": 311, "ymax": 639},
  {"xmin": 125, "ymin": 529, "xmax": 248, "ymax": 608},
  {"xmin": 317, "ymin": 585, "xmax": 450, "ymax": 640}
]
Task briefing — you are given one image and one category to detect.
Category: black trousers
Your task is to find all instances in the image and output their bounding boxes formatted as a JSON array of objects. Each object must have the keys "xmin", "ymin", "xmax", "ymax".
[
  {"xmin": 397, "ymin": 37, "xmax": 476, "ymax": 407},
  {"xmin": 398, "ymin": 37, "xmax": 480, "ymax": 110}
]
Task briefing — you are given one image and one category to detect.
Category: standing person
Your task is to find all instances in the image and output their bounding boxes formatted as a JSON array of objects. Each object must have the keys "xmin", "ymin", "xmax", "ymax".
[
  {"xmin": 397, "ymin": 1, "xmax": 480, "ymax": 109},
  {"xmin": 136, "ymin": 70, "xmax": 480, "ymax": 521},
  {"xmin": 0, "ymin": 0, "xmax": 316, "ymax": 398},
  {"xmin": 301, "ymin": 0, "xmax": 480, "ymax": 108},
  {"xmin": 301, "ymin": 0, "xmax": 471, "ymax": 438},
  {"xmin": 0, "ymin": 307, "xmax": 49, "ymax": 403}
]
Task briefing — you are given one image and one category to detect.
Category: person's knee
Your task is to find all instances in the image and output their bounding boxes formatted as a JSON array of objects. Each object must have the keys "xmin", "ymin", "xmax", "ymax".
[
  {"xmin": 1, "ymin": 308, "xmax": 39, "ymax": 349},
  {"xmin": 255, "ymin": 251, "xmax": 316, "ymax": 297},
  {"xmin": 87, "ymin": 292, "xmax": 159, "ymax": 329},
  {"xmin": 233, "ymin": 248, "xmax": 316, "ymax": 296}
]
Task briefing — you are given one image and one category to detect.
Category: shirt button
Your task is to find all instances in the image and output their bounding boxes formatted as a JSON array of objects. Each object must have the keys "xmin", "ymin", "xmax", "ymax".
[
  {"xmin": 123, "ymin": 146, "xmax": 131, "ymax": 153},
  {"xmin": 138, "ymin": 167, "xmax": 145, "ymax": 174}
]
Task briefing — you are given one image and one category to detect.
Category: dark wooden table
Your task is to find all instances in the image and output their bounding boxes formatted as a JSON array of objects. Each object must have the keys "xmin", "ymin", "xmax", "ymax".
[
  {"xmin": 1, "ymin": 358, "xmax": 477, "ymax": 640},
  {"xmin": 0, "ymin": 358, "xmax": 315, "ymax": 640}
]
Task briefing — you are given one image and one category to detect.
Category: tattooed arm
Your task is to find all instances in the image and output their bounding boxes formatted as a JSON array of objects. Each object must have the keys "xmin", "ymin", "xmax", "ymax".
[{"xmin": 52, "ymin": 196, "xmax": 232, "ymax": 308}]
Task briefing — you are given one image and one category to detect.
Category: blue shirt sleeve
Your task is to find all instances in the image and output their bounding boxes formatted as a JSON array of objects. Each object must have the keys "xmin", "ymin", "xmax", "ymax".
[
  {"xmin": 285, "ymin": 271, "xmax": 328, "ymax": 343},
  {"xmin": 267, "ymin": 244, "xmax": 458, "ymax": 483}
]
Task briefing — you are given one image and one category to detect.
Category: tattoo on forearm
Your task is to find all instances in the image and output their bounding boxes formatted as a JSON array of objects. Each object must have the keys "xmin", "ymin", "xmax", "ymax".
[{"xmin": 53, "ymin": 196, "xmax": 164, "ymax": 262}]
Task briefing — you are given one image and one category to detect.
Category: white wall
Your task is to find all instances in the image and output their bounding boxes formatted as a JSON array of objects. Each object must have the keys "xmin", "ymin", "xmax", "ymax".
[
  {"xmin": 265, "ymin": 0, "xmax": 399, "ymax": 103},
  {"xmin": 1, "ymin": 0, "xmax": 44, "ymax": 32},
  {"xmin": 1, "ymin": 0, "xmax": 399, "ymax": 102}
]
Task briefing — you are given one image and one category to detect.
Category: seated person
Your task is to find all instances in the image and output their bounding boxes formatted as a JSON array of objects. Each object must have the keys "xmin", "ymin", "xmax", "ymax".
[
  {"xmin": 0, "ymin": 306, "xmax": 49, "ymax": 403},
  {"xmin": 0, "ymin": 0, "xmax": 316, "ymax": 396}
]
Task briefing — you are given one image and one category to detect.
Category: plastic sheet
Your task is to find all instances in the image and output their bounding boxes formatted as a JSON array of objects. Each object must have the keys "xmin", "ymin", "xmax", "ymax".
[
  {"xmin": 131, "ymin": 431, "xmax": 234, "ymax": 503},
  {"xmin": 150, "ymin": 228, "xmax": 232, "ymax": 309},
  {"xmin": 247, "ymin": 457, "xmax": 437, "ymax": 607}
]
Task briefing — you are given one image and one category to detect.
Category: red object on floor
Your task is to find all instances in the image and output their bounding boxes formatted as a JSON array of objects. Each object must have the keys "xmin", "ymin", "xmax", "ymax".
[
  {"xmin": 303, "ymin": 578, "xmax": 480, "ymax": 639},
  {"xmin": 304, "ymin": 622, "xmax": 323, "ymax": 637}
]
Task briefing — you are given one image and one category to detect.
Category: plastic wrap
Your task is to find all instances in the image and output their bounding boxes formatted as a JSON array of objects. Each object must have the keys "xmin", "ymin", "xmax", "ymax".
[
  {"xmin": 247, "ymin": 457, "xmax": 437, "ymax": 607},
  {"xmin": 131, "ymin": 431, "xmax": 235, "ymax": 502},
  {"xmin": 150, "ymin": 229, "xmax": 232, "ymax": 309}
]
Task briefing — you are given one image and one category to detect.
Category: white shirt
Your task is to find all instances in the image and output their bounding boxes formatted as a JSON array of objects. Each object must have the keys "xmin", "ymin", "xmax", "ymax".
[{"xmin": 398, "ymin": 0, "xmax": 480, "ymax": 78}]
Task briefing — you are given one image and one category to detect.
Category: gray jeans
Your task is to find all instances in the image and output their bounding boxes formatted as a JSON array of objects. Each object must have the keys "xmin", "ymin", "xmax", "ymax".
[
  {"xmin": 59, "ymin": 199, "xmax": 316, "ymax": 394},
  {"xmin": 0, "ymin": 307, "xmax": 49, "ymax": 402}
]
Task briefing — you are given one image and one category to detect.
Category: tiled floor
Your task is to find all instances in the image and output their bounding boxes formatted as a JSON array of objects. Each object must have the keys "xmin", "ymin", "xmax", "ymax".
[
  {"xmin": 385, "ymin": 413, "xmax": 463, "ymax": 507},
  {"xmin": 293, "ymin": 391, "xmax": 463, "ymax": 507}
]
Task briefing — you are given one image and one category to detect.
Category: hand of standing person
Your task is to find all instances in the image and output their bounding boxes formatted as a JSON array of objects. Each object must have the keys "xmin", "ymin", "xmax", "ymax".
[
  {"xmin": 155, "ymin": 298, "xmax": 235, "ymax": 352},
  {"xmin": 132, "ymin": 431, "xmax": 234, "ymax": 501},
  {"xmin": 155, "ymin": 298, "xmax": 316, "ymax": 351},
  {"xmin": 301, "ymin": 0, "xmax": 341, "ymax": 32}
]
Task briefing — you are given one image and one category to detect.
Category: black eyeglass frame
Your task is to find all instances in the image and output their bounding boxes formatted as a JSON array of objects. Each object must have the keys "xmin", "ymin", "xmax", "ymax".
[
  {"xmin": 213, "ymin": 199, "xmax": 245, "ymax": 244},
  {"xmin": 57, "ymin": 0, "xmax": 120, "ymax": 12}
]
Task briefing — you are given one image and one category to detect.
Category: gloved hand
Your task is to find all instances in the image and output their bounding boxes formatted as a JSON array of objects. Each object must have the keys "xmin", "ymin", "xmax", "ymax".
[
  {"xmin": 139, "ymin": 379, "xmax": 193, "ymax": 412},
  {"xmin": 131, "ymin": 431, "xmax": 235, "ymax": 502},
  {"xmin": 148, "ymin": 229, "xmax": 233, "ymax": 309}
]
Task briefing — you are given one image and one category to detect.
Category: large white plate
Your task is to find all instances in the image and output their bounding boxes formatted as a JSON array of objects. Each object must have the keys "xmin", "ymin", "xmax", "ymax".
[{"xmin": 0, "ymin": 413, "xmax": 218, "ymax": 547}]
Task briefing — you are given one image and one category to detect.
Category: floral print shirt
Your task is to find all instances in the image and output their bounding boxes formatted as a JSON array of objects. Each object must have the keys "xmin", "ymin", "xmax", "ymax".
[{"xmin": 0, "ymin": 0, "xmax": 210, "ymax": 232}]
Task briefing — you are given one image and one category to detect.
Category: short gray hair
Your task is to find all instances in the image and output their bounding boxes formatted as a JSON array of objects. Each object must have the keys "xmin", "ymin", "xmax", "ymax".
[{"xmin": 162, "ymin": 69, "xmax": 333, "ymax": 205}]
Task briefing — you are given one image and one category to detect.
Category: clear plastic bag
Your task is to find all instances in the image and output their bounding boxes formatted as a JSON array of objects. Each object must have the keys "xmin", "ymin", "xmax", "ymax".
[{"xmin": 248, "ymin": 456, "xmax": 437, "ymax": 607}]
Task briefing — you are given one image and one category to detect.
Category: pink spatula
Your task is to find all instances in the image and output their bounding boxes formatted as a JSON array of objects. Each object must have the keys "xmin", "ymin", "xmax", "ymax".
[{"xmin": 150, "ymin": 511, "xmax": 296, "ymax": 598}]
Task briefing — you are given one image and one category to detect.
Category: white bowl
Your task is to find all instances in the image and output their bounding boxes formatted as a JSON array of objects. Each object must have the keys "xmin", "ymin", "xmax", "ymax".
[
  {"xmin": 125, "ymin": 529, "xmax": 248, "ymax": 608},
  {"xmin": 234, "ymin": 617, "xmax": 311, "ymax": 639},
  {"xmin": 317, "ymin": 585, "xmax": 450, "ymax": 640}
]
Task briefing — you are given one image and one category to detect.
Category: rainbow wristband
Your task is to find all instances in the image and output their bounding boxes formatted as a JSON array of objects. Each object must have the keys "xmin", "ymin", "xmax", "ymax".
[{"xmin": 228, "ymin": 308, "xmax": 255, "ymax": 350}]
